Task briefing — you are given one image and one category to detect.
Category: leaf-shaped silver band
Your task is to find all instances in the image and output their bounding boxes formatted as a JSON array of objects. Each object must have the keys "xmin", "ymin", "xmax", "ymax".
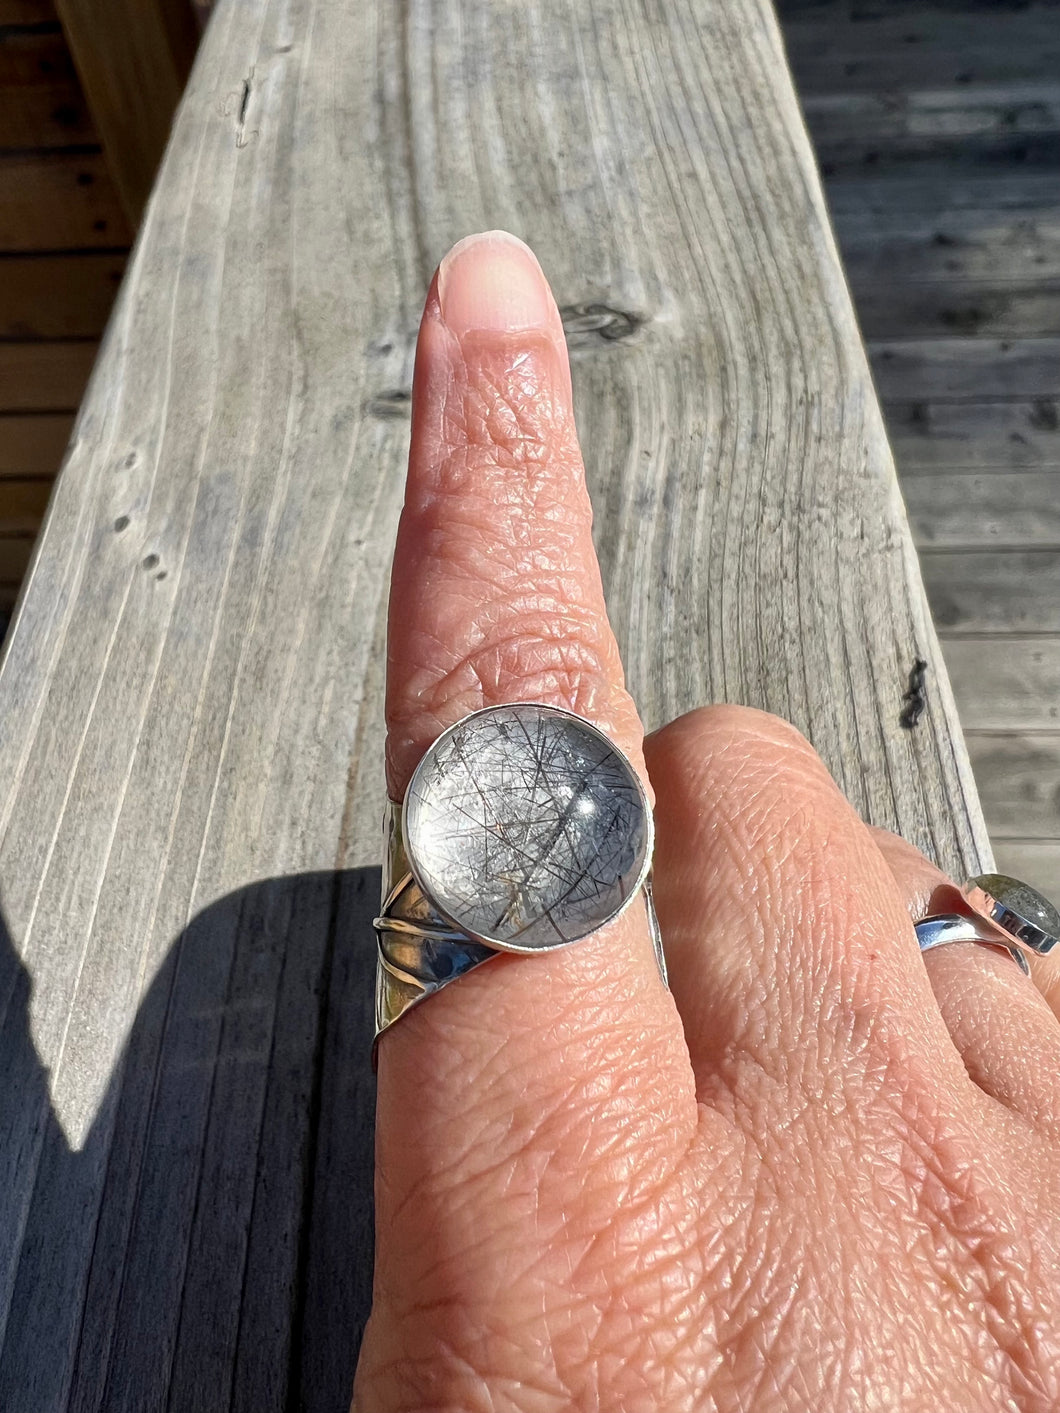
[{"xmin": 373, "ymin": 801, "xmax": 667, "ymax": 1066}]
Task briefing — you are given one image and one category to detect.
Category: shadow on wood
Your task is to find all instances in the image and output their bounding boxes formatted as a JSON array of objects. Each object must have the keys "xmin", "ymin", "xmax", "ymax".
[{"xmin": 0, "ymin": 868, "xmax": 378, "ymax": 1412}]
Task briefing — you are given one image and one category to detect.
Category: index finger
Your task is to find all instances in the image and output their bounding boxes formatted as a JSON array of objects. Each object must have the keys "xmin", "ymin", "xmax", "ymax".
[
  {"xmin": 377, "ymin": 231, "xmax": 692, "ymax": 1209},
  {"xmin": 385, "ymin": 229, "xmax": 645, "ymax": 798}
]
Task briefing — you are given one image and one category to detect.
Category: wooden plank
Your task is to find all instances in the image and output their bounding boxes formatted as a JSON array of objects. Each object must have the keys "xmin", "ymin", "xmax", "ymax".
[
  {"xmin": 0, "ymin": 254, "xmax": 125, "ymax": 338},
  {"xmin": 0, "ymin": 28, "xmax": 94, "ymax": 150},
  {"xmin": 903, "ymin": 471, "xmax": 1060, "ymax": 547},
  {"xmin": 800, "ymin": 81, "xmax": 1060, "ymax": 177},
  {"xmin": 0, "ymin": 534, "xmax": 34, "ymax": 588},
  {"xmin": 921, "ymin": 549, "xmax": 1060, "ymax": 635},
  {"xmin": 0, "ymin": 152, "xmax": 132, "ymax": 251},
  {"xmin": 831, "ymin": 203, "xmax": 1060, "ymax": 340},
  {"xmin": 0, "ymin": 480, "xmax": 51, "ymax": 533},
  {"xmin": 941, "ymin": 636, "xmax": 1060, "ymax": 731},
  {"xmin": 965, "ymin": 731, "xmax": 1060, "ymax": 841},
  {"xmin": 0, "ymin": 415, "xmax": 73, "ymax": 475},
  {"xmin": 54, "ymin": 0, "xmax": 199, "ymax": 224},
  {"xmin": 817, "ymin": 137, "xmax": 1060, "ymax": 181},
  {"xmin": 0, "ymin": 0, "xmax": 993, "ymax": 1405},
  {"xmin": 870, "ymin": 338, "xmax": 1060, "ymax": 401},
  {"xmin": 0, "ymin": 341, "xmax": 97, "ymax": 411},
  {"xmin": 992, "ymin": 841, "xmax": 1060, "ymax": 902},
  {"xmin": 855, "ymin": 281, "xmax": 1060, "ymax": 340},
  {"xmin": 0, "ymin": 2, "xmax": 56, "ymax": 21},
  {"xmin": 778, "ymin": 0, "xmax": 1060, "ymax": 11},
  {"xmin": 885, "ymin": 398, "xmax": 1060, "ymax": 471},
  {"xmin": 814, "ymin": 132, "xmax": 1060, "ymax": 181},
  {"xmin": 783, "ymin": 12, "xmax": 1060, "ymax": 94},
  {"xmin": 781, "ymin": 5, "xmax": 1060, "ymax": 57},
  {"xmin": 835, "ymin": 207, "xmax": 1060, "ymax": 284},
  {"xmin": 803, "ymin": 83, "xmax": 1060, "ymax": 146},
  {"xmin": 789, "ymin": 42, "xmax": 1060, "ymax": 95},
  {"xmin": 824, "ymin": 172, "xmax": 1060, "ymax": 217}
]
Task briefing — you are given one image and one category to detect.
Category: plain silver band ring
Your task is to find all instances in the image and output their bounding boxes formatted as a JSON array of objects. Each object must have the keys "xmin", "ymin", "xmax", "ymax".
[{"xmin": 915, "ymin": 913, "xmax": 1031, "ymax": 976}]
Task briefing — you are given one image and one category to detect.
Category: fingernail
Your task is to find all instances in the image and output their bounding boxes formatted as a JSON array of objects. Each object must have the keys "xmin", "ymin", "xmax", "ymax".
[{"xmin": 437, "ymin": 230, "xmax": 553, "ymax": 338}]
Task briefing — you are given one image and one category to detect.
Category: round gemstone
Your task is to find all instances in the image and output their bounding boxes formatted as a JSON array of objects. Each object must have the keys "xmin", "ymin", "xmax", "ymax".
[
  {"xmin": 403, "ymin": 703, "xmax": 652, "ymax": 951},
  {"xmin": 975, "ymin": 872, "xmax": 1060, "ymax": 947}
]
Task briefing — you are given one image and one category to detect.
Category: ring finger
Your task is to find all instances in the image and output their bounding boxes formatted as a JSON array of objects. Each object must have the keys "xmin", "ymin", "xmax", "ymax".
[{"xmin": 871, "ymin": 828, "xmax": 1060, "ymax": 1132}]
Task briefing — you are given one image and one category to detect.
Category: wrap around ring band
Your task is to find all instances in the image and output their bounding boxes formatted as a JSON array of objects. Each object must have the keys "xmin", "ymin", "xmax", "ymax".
[
  {"xmin": 914, "ymin": 872, "xmax": 1060, "ymax": 974},
  {"xmin": 914, "ymin": 914, "xmax": 1031, "ymax": 975}
]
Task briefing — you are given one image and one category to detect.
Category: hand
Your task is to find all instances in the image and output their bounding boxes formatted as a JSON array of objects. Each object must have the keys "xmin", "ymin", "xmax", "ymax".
[{"xmin": 353, "ymin": 231, "xmax": 1060, "ymax": 1411}]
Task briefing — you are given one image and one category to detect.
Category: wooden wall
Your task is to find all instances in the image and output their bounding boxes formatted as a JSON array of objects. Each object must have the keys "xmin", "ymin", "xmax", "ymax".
[{"xmin": 0, "ymin": 0, "xmax": 198, "ymax": 617}]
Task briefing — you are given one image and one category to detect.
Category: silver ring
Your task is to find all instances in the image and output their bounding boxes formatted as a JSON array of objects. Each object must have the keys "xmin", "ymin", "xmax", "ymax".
[
  {"xmin": 915, "ymin": 873, "xmax": 1059, "ymax": 976},
  {"xmin": 915, "ymin": 913, "xmax": 1031, "ymax": 976},
  {"xmin": 373, "ymin": 703, "xmax": 665, "ymax": 1058},
  {"xmin": 962, "ymin": 873, "xmax": 1060, "ymax": 956}
]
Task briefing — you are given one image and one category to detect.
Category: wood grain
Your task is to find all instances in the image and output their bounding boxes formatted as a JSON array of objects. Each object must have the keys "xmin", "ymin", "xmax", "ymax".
[
  {"xmin": 904, "ymin": 470, "xmax": 1060, "ymax": 546},
  {"xmin": 791, "ymin": 0, "xmax": 1060, "ymax": 882},
  {"xmin": 0, "ymin": 341, "xmax": 97, "ymax": 411},
  {"xmin": 0, "ymin": 536, "xmax": 34, "ymax": 608},
  {"xmin": 825, "ymin": 172, "xmax": 1060, "ymax": 217},
  {"xmin": 0, "ymin": 0, "xmax": 55, "ymax": 22},
  {"xmin": 0, "ymin": 254, "xmax": 126, "ymax": 338},
  {"xmin": 54, "ymin": 0, "xmax": 199, "ymax": 223},
  {"xmin": 0, "ymin": 0, "xmax": 993, "ymax": 1406},
  {"xmin": 0, "ymin": 480, "xmax": 51, "ymax": 532},
  {"xmin": 870, "ymin": 338, "xmax": 1060, "ymax": 401},
  {"xmin": 0, "ymin": 415, "xmax": 74, "ymax": 475},
  {"xmin": 885, "ymin": 398, "xmax": 1060, "ymax": 471},
  {"xmin": 921, "ymin": 549, "xmax": 1060, "ymax": 634},
  {"xmin": 993, "ymin": 840, "xmax": 1060, "ymax": 901},
  {"xmin": 941, "ymin": 636, "xmax": 1060, "ymax": 730},
  {"xmin": 0, "ymin": 28, "xmax": 94, "ymax": 149},
  {"xmin": 0, "ymin": 152, "xmax": 131, "ymax": 251},
  {"xmin": 965, "ymin": 730, "xmax": 1060, "ymax": 840}
]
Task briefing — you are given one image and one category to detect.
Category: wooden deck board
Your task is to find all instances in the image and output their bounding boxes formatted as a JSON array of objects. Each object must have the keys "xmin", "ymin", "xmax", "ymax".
[
  {"xmin": 778, "ymin": 0, "xmax": 1060, "ymax": 896},
  {"xmin": 0, "ymin": 254, "xmax": 127, "ymax": 339},
  {"xmin": 0, "ymin": 152, "xmax": 131, "ymax": 251},
  {"xmin": 0, "ymin": 341, "xmax": 98, "ymax": 411},
  {"xmin": 0, "ymin": 9, "xmax": 134, "ymax": 572},
  {"xmin": 0, "ymin": 416, "xmax": 75, "ymax": 477},
  {"xmin": 0, "ymin": 0, "xmax": 987, "ymax": 1404},
  {"xmin": 965, "ymin": 731, "xmax": 1060, "ymax": 840},
  {"xmin": 885, "ymin": 397, "xmax": 1060, "ymax": 471},
  {"xmin": 0, "ymin": 27, "xmax": 94, "ymax": 150}
]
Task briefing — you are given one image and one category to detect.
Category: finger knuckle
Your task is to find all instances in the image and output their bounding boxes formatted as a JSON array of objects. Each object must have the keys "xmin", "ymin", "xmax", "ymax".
[
  {"xmin": 652, "ymin": 704, "xmax": 836, "ymax": 828},
  {"xmin": 426, "ymin": 620, "xmax": 615, "ymax": 722}
]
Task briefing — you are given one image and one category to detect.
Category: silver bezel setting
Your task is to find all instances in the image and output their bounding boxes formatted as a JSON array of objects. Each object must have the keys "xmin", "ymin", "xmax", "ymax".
[
  {"xmin": 963, "ymin": 875, "xmax": 1060, "ymax": 956},
  {"xmin": 401, "ymin": 702, "xmax": 655, "ymax": 954}
]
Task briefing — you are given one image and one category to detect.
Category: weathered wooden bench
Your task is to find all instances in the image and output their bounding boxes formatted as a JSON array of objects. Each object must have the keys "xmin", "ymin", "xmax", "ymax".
[{"xmin": 0, "ymin": 0, "xmax": 993, "ymax": 1406}]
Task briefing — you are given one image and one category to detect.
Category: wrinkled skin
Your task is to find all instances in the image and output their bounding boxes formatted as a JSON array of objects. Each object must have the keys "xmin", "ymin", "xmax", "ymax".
[{"xmin": 353, "ymin": 232, "xmax": 1060, "ymax": 1412}]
